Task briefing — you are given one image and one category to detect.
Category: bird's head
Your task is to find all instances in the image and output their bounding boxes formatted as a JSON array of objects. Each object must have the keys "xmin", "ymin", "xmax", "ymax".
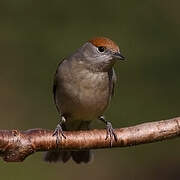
[{"xmin": 78, "ymin": 37, "xmax": 125, "ymax": 71}]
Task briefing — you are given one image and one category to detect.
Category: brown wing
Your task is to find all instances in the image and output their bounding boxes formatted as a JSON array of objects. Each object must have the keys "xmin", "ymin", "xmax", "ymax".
[
  {"xmin": 108, "ymin": 68, "xmax": 117, "ymax": 98},
  {"xmin": 53, "ymin": 59, "xmax": 65, "ymax": 114}
]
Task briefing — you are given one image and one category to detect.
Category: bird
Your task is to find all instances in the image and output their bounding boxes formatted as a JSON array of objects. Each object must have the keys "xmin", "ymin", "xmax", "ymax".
[{"xmin": 44, "ymin": 37, "xmax": 125, "ymax": 164}]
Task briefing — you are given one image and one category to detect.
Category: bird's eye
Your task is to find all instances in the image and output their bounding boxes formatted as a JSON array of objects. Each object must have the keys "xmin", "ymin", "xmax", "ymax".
[{"xmin": 97, "ymin": 46, "xmax": 105, "ymax": 53}]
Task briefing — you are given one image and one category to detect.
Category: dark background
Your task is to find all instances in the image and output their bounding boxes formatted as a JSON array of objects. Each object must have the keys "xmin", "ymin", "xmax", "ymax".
[{"xmin": 0, "ymin": 1, "xmax": 180, "ymax": 179}]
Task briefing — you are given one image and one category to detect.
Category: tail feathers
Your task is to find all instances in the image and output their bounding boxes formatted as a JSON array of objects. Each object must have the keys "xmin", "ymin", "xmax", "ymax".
[
  {"xmin": 44, "ymin": 150, "xmax": 93, "ymax": 164},
  {"xmin": 44, "ymin": 150, "xmax": 71, "ymax": 163},
  {"xmin": 71, "ymin": 151, "xmax": 93, "ymax": 164}
]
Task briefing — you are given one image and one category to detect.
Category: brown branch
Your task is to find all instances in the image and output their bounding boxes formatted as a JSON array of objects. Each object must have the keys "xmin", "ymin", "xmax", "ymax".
[{"xmin": 0, "ymin": 117, "xmax": 180, "ymax": 162}]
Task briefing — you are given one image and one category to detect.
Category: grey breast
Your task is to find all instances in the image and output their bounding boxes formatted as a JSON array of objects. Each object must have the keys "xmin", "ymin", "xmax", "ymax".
[{"xmin": 54, "ymin": 58, "xmax": 114, "ymax": 121}]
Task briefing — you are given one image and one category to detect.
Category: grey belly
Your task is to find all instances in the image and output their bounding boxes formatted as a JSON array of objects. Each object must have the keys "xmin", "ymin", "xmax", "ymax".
[{"xmin": 56, "ymin": 72, "xmax": 110, "ymax": 121}]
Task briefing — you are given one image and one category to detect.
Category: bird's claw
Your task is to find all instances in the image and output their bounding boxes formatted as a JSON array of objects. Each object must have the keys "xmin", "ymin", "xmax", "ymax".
[
  {"xmin": 105, "ymin": 122, "xmax": 118, "ymax": 147},
  {"xmin": 53, "ymin": 123, "xmax": 66, "ymax": 145},
  {"xmin": 99, "ymin": 116, "xmax": 118, "ymax": 146}
]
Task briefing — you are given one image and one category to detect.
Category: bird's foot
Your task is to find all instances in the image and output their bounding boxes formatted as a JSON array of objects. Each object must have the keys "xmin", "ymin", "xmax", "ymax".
[
  {"xmin": 99, "ymin": 116, "xmax": 117, "ymax": 146},
  {"xmin": 105, "ymin": 121, "xmax": 117, "ymax": 146},
  {"xmin": 53, "ymin": 116, "xmax": 66, "ymax": 144}
]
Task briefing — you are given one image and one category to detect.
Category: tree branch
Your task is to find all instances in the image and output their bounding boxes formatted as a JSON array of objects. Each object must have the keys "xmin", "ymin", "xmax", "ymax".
[{"xmin": 0, "ymin": 117, "xmax": 180, "ymax": 162}]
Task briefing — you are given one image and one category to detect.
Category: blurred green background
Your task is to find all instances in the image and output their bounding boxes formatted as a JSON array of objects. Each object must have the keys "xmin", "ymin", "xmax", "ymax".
[{"xmin": 0, "ymin": 0, "xmax": 180, "ymax": 179}]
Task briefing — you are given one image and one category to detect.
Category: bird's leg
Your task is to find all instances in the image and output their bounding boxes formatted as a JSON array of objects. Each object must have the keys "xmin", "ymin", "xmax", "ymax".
[
  {"xmin": 99, "ymin": 115, "xmax": 117, "ymax": 146},
  {"xmin": 53, "ymin": 115, "xmax": 66, "ymax": 144}
]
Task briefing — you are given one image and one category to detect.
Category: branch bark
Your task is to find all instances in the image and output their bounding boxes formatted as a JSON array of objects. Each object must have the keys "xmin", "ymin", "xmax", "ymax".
[{"xmin": 0, "ymin": 117, "xmax": 180, "ymax": 162}]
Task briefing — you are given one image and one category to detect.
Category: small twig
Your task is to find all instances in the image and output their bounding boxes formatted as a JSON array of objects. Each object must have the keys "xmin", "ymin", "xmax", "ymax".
[{"xmin": 0, "ymin": 117, "xmax": 180, "ymax": 162}]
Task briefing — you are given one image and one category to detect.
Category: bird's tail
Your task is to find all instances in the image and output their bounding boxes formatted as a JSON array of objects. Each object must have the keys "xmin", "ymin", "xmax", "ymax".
[
  {"xmin": 44, "ymin": 120, "xmax": 93, "ymax": 164},
  {"xmin": 44, "ymin": 149, "xmax": 93, "ymax": 164}
]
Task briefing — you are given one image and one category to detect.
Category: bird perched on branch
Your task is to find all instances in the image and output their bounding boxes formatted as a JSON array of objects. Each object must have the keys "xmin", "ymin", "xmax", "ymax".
[{"xmin": 44, "ymin": 37, "xmax": 125, "ymax": 164}]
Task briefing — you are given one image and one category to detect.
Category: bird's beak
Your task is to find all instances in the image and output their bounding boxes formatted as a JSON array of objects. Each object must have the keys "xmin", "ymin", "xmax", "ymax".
[{"xmin": 112, "ymin": 52, "xmax": 125, "ymax": 60}]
